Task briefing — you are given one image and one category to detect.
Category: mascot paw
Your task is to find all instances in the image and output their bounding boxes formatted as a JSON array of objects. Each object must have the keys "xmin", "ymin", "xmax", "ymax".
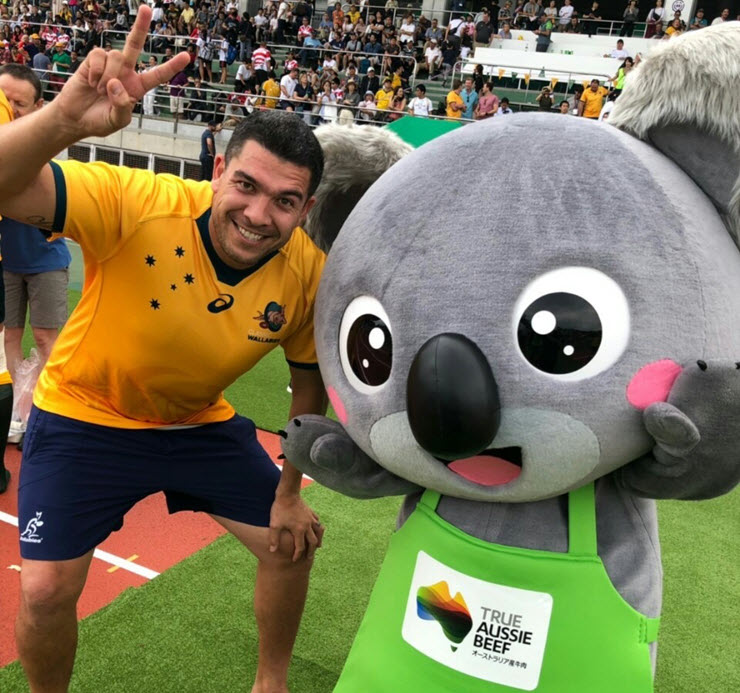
[
  {"xmin": 633, "ymin": 360, "xmax": 740, "ymax": 496},
  {"xmin": 281, "ymin": 416, "xmax": 421, "ymax": 498}
]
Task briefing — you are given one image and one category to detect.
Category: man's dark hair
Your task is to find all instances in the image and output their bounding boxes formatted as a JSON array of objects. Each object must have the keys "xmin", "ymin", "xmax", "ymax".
[
  {"xmin": 224, "ymin": 111, "xmax": 324, "ymax": 198},
  {"xmin": 416, "ymin": 83, "xmax": 426, "ymax": 93},
  {"xmin": 0, "ymin": 63, "xmax": 42, "ymax": 102}
]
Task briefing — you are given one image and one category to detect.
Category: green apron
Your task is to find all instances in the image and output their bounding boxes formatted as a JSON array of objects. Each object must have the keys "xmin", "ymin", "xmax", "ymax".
[{"xmin": 335, "ymin": 484, "xmax": 659, "ymax": 692}]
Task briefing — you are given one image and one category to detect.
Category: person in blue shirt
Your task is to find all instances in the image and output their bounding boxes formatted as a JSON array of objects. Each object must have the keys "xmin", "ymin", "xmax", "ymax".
[{"xmin": 461, "ymin": 76, "xmax": 478, "ymax": 119}]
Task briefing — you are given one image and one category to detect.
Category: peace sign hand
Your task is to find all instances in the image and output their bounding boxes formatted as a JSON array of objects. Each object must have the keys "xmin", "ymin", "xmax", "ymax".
[{"xmin": 54, "ymin": 6, "xmax": 190, "ymax": 138}]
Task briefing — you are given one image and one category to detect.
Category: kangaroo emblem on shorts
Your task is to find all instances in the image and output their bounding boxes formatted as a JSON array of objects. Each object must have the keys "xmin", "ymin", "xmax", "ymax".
[{"xmin": 20, "ymin": 512, "xmax": 44, "ymax": 543}]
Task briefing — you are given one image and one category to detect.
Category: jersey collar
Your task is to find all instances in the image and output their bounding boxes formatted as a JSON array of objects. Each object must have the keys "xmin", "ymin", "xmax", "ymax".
[{"xmin": 196, "ymin": 208, "xmax": 279, "ymax": 286}]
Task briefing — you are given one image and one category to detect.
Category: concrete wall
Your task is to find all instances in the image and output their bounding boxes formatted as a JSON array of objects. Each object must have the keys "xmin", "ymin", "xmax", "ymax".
[{"xmin": 79, "ymin": 116, "xmax": 231, "ymax": 162}]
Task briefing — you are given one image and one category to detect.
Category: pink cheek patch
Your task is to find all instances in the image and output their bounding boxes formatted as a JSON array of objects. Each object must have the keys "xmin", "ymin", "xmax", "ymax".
[
  {"xmin": 626, "ymin": 359, "xmax": 683, "ymax": 410},
  {"xmin": 326, "ymin": 386, "xmax": 348, "ymax": 425}
]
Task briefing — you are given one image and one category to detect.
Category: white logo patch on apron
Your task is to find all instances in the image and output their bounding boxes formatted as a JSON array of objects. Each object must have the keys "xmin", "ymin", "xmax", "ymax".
[{"xmin": 401, "ymin": 551, "xmax": 553, "ymax": 690}]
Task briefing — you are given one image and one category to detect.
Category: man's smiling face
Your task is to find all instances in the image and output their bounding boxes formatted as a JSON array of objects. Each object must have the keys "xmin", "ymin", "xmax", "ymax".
[{"xmin": 209, "ymin": 140, "xmax": 315, "ymax": 269}]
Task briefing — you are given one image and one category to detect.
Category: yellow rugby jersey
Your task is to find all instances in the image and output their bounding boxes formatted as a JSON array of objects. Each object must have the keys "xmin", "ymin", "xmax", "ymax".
[
  {"xmin": 0, "ymin": 88, "xmax": 12, "ymax": 124},
  {"xmin": 35, "ymin": 160, "xmax": 325, "ymax": 428}
]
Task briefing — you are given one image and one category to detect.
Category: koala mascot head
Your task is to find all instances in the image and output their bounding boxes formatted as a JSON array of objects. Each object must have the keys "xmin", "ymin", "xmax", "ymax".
[{"xmin": 300, "ymin": 23, "xmax": 740, "ymax": 503}]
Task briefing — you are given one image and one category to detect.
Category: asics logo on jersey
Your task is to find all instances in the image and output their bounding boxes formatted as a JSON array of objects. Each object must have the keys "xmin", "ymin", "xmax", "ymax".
[
  {"xmin": 20, "ymin": 512, "xmax": 45, "ymax": 544},
  {"xmin": 207, "ymin": 293, "xmax": 235, "ymax": 313}
]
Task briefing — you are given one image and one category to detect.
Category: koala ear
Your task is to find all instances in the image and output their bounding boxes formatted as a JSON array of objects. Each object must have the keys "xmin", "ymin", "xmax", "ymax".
[
  {"xmin": 609, "ymin": 23, "xmax": 740, "ymax": 243},
  {"xmin": 304, "ymin": 124, "xmax": 412, "ymax": 253}
]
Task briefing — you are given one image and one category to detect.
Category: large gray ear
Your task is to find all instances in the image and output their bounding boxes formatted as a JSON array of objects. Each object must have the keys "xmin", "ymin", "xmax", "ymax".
[
  {"xmin": 305, "ymin": 124, "xmax": 412, "ymax": 253},
  {"xmin": 609, "ymin": 22, "xmax": 740, "ymax": 243}
]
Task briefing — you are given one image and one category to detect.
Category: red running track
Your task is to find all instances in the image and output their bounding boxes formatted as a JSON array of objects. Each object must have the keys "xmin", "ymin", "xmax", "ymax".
[{"xmin": 0, "ymin": 429, "xmax": 306, "ymax": 667}]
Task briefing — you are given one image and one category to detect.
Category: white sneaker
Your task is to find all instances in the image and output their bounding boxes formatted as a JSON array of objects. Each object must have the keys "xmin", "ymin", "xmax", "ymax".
[{"xmin": 8, "ymin": 420, "xmax": 25, "ymax": 444}]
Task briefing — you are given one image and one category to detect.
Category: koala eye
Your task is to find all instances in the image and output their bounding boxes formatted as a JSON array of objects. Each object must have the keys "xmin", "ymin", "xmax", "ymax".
[
  {"xmin": 339, "ymin": 296, "xmax": 393, "ymax": 394},
  {"xmin": 513, "ymin": 267, "xmax": 630, "ymax": 381}
]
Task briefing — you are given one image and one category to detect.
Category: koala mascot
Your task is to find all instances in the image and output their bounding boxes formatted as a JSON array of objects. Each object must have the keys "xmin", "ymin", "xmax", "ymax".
[{"xmin": 287, "ymin": 24, "xmax": 740, "ymax": 692}]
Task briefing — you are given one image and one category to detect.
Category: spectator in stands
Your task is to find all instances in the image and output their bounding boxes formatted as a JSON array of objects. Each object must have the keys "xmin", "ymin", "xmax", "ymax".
[
  {"xmin": 364, "ymin": 33, "xmax": 382, "ymax": 67},
  {"xmin": 279, "ymin": 65, "xmax": 299, "ymax": 109},
  {"xmin": 418, "ymin": 37, "xmax": 441, "ymax": 77},
  {"xmin": 382, "ymin": 36, "xmax": 401, "ymax": 74},
  {"xmin": 558, "ymin": 0, "xmax": 575, "ymax": 31},
  {"xmin": 199, "ymin": 120, "xmax": 218, "ymax": 180},
  {"xmin": 581, "ymin": 2, "xmax": 601, "ymax": 36},
  {"xmin": 459, "ymin": 14, "xmax": 476, "ymax": 57},
  {"xmin": 399, "ymin": 13, "xmax": 416, "ymax": 48},
  {"xmin": 359, "ymin": 65, "xmax": 379, "ymax": 95},
  {"xmin": 498, "ymin": 96, "xmax": 513, "ymax": 114},
  {"xmin": 185, "ymin": 75, "xmax": 208, "ymax": 120},
  {"xmin": 446, "ymin": 78, "xmax": 464, "ymax": 118},
  {"xmin": 604, "ymin": 38, "xmax": 629, "ymax": 58},
  {"xmin": 536, "ymin": 85, "xmax": 553, "ymax": 111},
  {"xmin": 522, "ymin": 0, "xmax": 543, "ymax": 30},
  {"xmin": 665, "ymin": 17, "xmax": 684, "ymax": 37},
  {"xmin": 254, "ymin": 8, "xmax": 268, "ymax": 42},
  {"xmin": 671, "ymin": 10, "xmax": 687, "ymax": 30},
  {"xmin": 498, "ymin": 21, "xmax": 513, "ymax": 38},
  {"xmin": 543, "ymin": 0, "xmax": 557, "ymax": 21},
  {"xmin": 438, "ymin": 39, "xmax": 458, "ymax": 86},
  {"xmin": 292, "ymin": 70, "xmax": 315, "ymax": 122},
  {"xmin": 474, "ymin": 11, "xmax": 494, "ymax": 50},
  {"xmin": 711, "ymin": 8, "xmax": 730, "ymax": 24},
  {"xmin": 460, "ymin": 76, "xmax": 478, "ymax": 119},
  {"xmin": 472, "ymin": 64, "xmax": 485, "ymax": 92},
  {"xmin": 375, "ymin": 77, "xmax": 393, "ymax": 115},
  {"xmin": 260, "ymin": 69, "xmax": 281, "ymax": 108},
  {"xmin": 358, "ymin": 89, "xmax": 376, "ymax": 122},
  {"xmin": 534, "ymin": 13, "xmax": 554, "ymax": 51},
  {"xmin": 236, "ymin": 58, "xmax": 253, "ymax": 91},
  {"xmin": 252, "ymin": 39, "xmax": 271, "ymax": 85},
  {"xmin": 565, "ymin": 16, "xmax": 584, "ymax": 32},
  {"xmin": 69, "ymin": 50, "xmax": 82, "ymax": 73},
  {"xmin": 498, "ymin": 1, "xmax": 513, "ymax": 25},
  {"xmin": 196, "ymin": 27, "xmax": 214, "ymax": 82},
  {"xmin": 408, "ymin": 83, "xmax": 433, "ymax": 116},
  {"xmin": 317, "ymin": 79, "xmax": 337, "ymax": 122},
  {"xmin": 426, "ymin": 18, "xmax": 444, "ymax": 43},
  {"xmin": 558, "ymin": 99, "xmax": 571, "ymax": 114},
  {"xmin": 689, "ymin": 9, "xmax": 708, "ymax": 29},
  {"xmin": 645, "ymin": 0, "xmax": 665, "ymax": 37},
  {"xmin": 387, "ymin": 86, "xmax": 406, "ymax": 121},
  {"xmin": 651, "ymin": 21, "xmax": 666, "ymax": 38},
  {"xmin": 217, "ymin": 34, "xmax": 230, "ymax": 85},
  {"xmin": 578, "ymin": 78, "xmax": 607, "ymax": 119},
  {"xmin": 620, "ymin": 0, "xmax": 640, "ymax": 37},
  {"xmin": 474, "ymin": 81, "xmax": 499, "ymax": 118},
  {"xmin": 340, "ymin": 78, "xmax": 360, "ymax": 114},
  {"xmin": 141, "ymin": 55, "xmax": 158, "ymax": 115},
  {"xmin": 610, "ymin": 56, "xmax": 634, "ymax": 95}
]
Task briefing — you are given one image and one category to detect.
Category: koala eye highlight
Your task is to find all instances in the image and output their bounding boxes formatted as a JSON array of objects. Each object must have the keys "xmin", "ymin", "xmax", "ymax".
[
  {"xmin": 514, "ymin": 267, "xmax": 630, "ymax": 381},
  {"xmin": 339, "ymin": 296, "xmax": 393, "ymax": 394}
]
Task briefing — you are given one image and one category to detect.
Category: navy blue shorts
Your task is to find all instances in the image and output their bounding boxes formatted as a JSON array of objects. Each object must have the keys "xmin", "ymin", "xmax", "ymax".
[{"xmin": 18, "ymin": 407, "xmax": 281, "ymax": 561}]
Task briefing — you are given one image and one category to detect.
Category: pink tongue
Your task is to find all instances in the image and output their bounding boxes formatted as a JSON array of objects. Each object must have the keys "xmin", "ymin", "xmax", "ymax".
[{"xmin": 448, "ymin": 456, "xmax": 521, "ymax": 486}]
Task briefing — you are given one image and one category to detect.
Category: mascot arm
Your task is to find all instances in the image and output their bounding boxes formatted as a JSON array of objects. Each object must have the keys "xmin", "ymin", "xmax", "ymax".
[
  {"xmin": 617, "ymin": 360, "xmax": 740, "ymax": 500},
  {"xmin": 281, "ymin": 416, "xmax": 423, "ymax": 499}
]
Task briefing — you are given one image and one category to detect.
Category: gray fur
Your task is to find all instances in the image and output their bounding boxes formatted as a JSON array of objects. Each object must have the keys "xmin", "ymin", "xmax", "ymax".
[
  {"xmin": 610, "ymin": 22, "xmax": 740, "ymax": 241},
  {"xmin": 304, "ymin": 124, "xmax": 412, "ymax": 252}
]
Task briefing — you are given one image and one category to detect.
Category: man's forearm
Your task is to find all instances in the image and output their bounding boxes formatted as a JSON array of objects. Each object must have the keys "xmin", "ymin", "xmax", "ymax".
[{"xmin": 0, "ymin": 104, "xmax": 79, "ymax": 201}]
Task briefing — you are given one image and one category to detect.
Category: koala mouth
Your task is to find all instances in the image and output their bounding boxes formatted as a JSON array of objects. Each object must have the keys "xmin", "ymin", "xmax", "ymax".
[{"xmin": 445, "ymin": 447, "xmax": 523, "ymax": 486}]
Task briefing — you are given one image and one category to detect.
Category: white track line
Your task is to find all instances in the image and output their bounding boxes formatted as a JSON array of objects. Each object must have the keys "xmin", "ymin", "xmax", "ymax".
[{"xmin": 0, "ymin": 510, "xmax": 159, "ymax": 580}]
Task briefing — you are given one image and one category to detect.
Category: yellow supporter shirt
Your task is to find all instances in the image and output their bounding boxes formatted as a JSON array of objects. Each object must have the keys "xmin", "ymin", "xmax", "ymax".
[
  {"xmin": 375, "ymin": 87, "xmax": 393, "ymax": 110},
  {"xmin": 34, "ymin": 160, "xmax": 325, "ymax": 428},
  {"xmin": 0, "ymin": 88, "xmax": 14, "ymax": 384},
  {"xmin": 580, "ymin": 86, "xmax": 608, "ymax": 119},
  {"xmin": 446, "ymin": 90, "xmax": 463, "ymax": 118},
  {"xmin": 261, "ymin": 79, "xmax": 281, "ymax": 108},
  {"xmin": 0, "ymin": 88, "xmax": 12, "ymax": 124}
]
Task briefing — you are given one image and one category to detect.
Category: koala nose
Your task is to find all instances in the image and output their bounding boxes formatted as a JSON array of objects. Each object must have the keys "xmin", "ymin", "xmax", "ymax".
[{"xmin": 407, "ymin": 333, "xmax": 501, "ymax": 461}]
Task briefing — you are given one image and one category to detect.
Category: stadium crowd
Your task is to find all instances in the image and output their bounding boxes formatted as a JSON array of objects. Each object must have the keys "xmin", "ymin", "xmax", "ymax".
[{"xmin": 0, "ymin": 0, "xmax": 736, "ymax": 124}]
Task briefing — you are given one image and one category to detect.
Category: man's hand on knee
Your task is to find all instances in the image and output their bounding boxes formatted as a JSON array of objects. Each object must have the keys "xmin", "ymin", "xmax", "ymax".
[{"xmin": 268, "ymin": 494, "xmax": 324, "ymax": 562}]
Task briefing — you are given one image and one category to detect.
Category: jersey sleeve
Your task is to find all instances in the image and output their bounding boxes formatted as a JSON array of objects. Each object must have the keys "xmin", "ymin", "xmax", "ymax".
[
  {"xmin": 282, "ymin": 233, "xmax": 326, "ymax": 370},
  {"xmin": 48, "ymin": 160, "xmax": 198, "ymax": 261},
  {"xmin": 0, "ymin": 91, "xmax": 12, "ymax": 124}
]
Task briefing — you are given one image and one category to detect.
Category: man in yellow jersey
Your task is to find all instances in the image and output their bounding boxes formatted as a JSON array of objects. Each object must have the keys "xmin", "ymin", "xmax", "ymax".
[
  {"xmin": 0, "ymin": 8, "xmax": 327, "ymax": 692},
  {"xmin": 0, "ymin": 82, "xmax": 13, "ymax": 493},
  {"xmin": 578, "ymin": 78, "xmax": 609, "ymax": 119},
  {"xmin": 446, "ymin": 78, "xmax": 465, "ymax": 118}
]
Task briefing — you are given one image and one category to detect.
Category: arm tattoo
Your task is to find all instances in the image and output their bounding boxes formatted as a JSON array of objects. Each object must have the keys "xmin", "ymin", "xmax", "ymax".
[{"xmin": 24, "ymin": 215, "xmax": 54, "ymax": 231}]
